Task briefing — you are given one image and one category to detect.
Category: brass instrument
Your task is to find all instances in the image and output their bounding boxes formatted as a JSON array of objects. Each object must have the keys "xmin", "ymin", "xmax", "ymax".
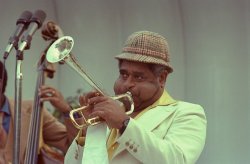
[{"xmin": 46, "ymin": 36, "xmax": 134, "ymax": 129}]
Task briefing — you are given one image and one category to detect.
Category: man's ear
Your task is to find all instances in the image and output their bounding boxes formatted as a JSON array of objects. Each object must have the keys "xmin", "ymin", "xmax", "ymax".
[{"xmin": 158, "ymin": 70, "xmax": 168, "ymax": 88}]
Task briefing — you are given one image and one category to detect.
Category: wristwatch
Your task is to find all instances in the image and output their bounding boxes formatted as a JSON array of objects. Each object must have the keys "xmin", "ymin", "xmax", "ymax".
[{"xmin": 119, "ymin": 118, "xmax": 130, "ymax": 134}]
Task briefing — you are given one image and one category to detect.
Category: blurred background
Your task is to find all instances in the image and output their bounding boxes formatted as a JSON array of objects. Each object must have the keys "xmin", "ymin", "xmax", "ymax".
[{"xmin": 0, "ymin": 0, "xmax": 249, "ymax": 163}]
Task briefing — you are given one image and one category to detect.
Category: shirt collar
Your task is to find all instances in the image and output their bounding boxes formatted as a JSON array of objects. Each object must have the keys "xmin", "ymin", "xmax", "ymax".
[
  {"xmin": 135, "ymin": 90, "xmax": 176, "ymax": 119},
  {"xmin": 146, "ymin": 90, "xmax": 176, "ymax": 109}
]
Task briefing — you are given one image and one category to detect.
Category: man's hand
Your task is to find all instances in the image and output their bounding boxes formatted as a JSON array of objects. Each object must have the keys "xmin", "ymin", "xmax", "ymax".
[
  {"xmin": 39, "ymin": 85, "xmax": 71, "ymax": 113},
  {"xmin": 81, "ymin": 92, "xmax": 129, "ymax": 129}
]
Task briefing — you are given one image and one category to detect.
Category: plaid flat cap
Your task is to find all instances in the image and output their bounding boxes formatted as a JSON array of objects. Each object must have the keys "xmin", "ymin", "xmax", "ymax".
[{"xmin": 115, "ymin": 31, "xmax": 173, "ymax": 73}]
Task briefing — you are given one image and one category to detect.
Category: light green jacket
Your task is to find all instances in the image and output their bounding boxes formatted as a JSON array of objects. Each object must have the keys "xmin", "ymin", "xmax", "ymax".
[{"xmin": 65, "ymin": 92, "xmax": 207, "ymax": 164}]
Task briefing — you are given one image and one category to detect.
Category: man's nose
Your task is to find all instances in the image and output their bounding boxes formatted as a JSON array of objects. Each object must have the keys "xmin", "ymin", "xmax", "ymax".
[{"xmin": 123, "ymin": 77, "xmax": 135, "ymax": 90}]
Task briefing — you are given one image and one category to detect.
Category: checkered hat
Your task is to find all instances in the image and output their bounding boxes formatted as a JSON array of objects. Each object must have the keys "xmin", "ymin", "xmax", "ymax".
[{"xmin": 115, "ymin": 31, "xmax": 173, "ymax": 73}]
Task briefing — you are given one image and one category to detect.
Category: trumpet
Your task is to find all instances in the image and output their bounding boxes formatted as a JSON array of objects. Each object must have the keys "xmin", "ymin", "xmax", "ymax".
[{"xmin": 46, "ymin": 36, "xmax": 134, "ymax": 129}]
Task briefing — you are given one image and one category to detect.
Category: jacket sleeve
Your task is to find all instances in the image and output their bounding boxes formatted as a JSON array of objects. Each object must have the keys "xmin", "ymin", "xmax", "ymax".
[
  {"xmin": 42, "ymin": 108, "xmax": 79, "ymax": 154},
  {"xmin": 117, "ymin": 103, "xmax": 207, "ymax": 164}
]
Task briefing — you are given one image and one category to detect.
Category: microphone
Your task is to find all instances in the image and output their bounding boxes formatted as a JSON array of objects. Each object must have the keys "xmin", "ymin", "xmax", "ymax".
[
  {"xmin": 18, "ymin": 10, "xmax": 46, "ymax": 53},
  {"xmin": 3, "ymin": 11, "xmax": 32, "ymax": 59}
]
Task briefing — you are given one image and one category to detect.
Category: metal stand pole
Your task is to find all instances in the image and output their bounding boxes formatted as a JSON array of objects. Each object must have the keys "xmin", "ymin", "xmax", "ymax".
[{"xmin": 13, "ymin": 52, "xmax": 23, "ymax": 164}]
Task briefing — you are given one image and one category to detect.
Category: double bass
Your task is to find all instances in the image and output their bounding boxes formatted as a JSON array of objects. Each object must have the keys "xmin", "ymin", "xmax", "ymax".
[{"xmin": 24, "ymin": 21, "xmax": 64, "ymax": 164}]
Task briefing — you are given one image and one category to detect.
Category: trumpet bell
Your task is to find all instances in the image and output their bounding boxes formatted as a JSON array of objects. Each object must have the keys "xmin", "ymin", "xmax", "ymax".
[{"xmin": 46, "ymin": 36, "xmax": 74, "ymax": 63}]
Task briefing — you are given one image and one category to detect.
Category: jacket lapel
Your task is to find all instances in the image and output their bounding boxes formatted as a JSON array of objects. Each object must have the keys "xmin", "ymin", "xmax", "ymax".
[{"xmin": 137, "ymin": 104, "xmax": 177, "ymax": 131}]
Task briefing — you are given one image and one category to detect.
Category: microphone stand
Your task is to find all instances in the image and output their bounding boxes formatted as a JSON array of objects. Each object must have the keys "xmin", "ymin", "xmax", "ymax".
[
  {"xmin": 13, "ymin": 50, "xmax": 24, "ymax": 164},
  {"xmin": 11, "ymin": 10, "xmax": 46, "ymax": 163}
]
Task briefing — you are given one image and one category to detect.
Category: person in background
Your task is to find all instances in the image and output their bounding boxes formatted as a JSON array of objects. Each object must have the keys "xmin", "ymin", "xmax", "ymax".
[
  {"xmin": 64, "ymin": 30, "xmax": 207, "ymax": 164},
  {"xmin": 0, "ymin": 60, "xmax": 78, "ymax": 164}
]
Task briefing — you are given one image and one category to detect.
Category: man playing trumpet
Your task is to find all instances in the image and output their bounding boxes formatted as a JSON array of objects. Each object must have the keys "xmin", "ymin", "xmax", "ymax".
[{"xmin": 65, "ymin": 31, "xmax": 207, "ymax": 164}]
